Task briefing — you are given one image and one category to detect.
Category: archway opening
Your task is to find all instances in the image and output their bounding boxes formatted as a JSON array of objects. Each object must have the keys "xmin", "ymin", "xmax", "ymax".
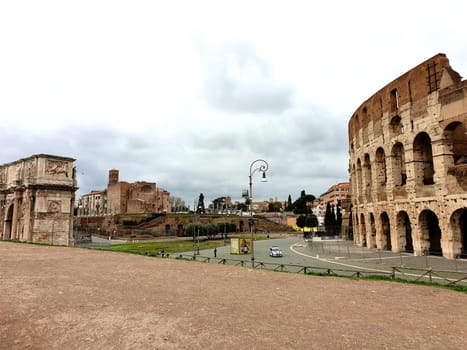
[
  {"xmin": 449, "ymin": 209, "xmax": 467, "ymax": 258},
  {"xmin": 363, "ymin": 154, "xmax": 372, "ymax": 202},
  {"xmin": 356, "ymin": 159, "xmax": 363, "ymax": 203},
  {"xmin": 391, "ymin": 142, "xmax": 406, "ymax": 187},
  {"xmin": 368, "ymin": 213, "xmax": 376, "ymax": 248},
  {"xmin": 413, "ymin": 132, "xmax": 435, "ymax": 185},
  {"xmin": 419, "ymin": 210, "xmax": 442, "ymax": 256},
  {"xmin": 380, "ymin": 212, "xmax": 391, "ymax": 250},
  {"xmin": 397, "ymin": 211, "xmax": 413, "ymax": 253},
  {"xmin": 462, "ymin": 211, "xmax": 467, "ymax": 258},
  {"xmin": 360, "ymin": 213, "xmax": 367, "ymax": 247},
  {"xmin": 444, "ymin": 122, "xmax": 467, "ymax": 190},
  {"xmin": 375, "ymin": 148, "xmax": 387, "ymax": 186},
  {"xmin": 443, "ymin": 121, "xmax": 467, "ymax": 165},
  {"xmin": 4, "ymin": 204, "xmax": 14, "ymax": 240}
]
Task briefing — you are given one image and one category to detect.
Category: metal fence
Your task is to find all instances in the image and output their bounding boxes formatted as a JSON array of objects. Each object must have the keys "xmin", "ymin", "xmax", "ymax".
[
  {"xmin": 144, "ymin": 251, "xmax": 467, "ymax": 287},
  {"xmin": 303, "ymin": 240, "xmax": 467, "ymax": 273}
]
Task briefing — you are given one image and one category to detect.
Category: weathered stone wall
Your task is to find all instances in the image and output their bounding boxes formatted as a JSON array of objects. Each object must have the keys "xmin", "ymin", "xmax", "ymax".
[
  {"xmin": 348, "ymin": 53, "xmax": 467, "ymax": 259},
  {"xmin": 0, "ymin": 154, "xmax": 77, "ymax": 245},
  {"xmin": 80, "ymin": 169, "xmax": 171, "ymax": 216}
]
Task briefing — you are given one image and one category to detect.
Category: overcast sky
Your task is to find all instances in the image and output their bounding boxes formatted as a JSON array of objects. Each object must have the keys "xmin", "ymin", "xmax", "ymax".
[{"xmin": 1, "ymin": 0, "xmax": 466, "ymax": 208}]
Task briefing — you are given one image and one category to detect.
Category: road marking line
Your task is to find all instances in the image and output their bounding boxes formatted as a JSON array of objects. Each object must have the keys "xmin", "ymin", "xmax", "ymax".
[
  {"xmin": 289, "ymin": 243, "xmax": 467, "ymax": 284},
  {"xmin": 290, "ymin": 243, "xmax": 388, "ymax": 272}
]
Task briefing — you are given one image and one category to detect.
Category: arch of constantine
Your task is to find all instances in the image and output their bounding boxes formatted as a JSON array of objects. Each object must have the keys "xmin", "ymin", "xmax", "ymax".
[
  {"xmin": 0, "ymin": 154, "xmax": 77, "ymax": 245},
  {"xmin": 348, "ymin": 53, "xmax": 467, "ymax": 259}
]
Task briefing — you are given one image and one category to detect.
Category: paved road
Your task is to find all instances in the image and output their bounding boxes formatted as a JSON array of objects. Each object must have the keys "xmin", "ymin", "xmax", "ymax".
[
  {"xmin": 85, "ymin": 234, "xmax": 467, "ymax": 282},
  {"xmin": 194, "ymin": 236, "xmax": 467, "ymax": 281}
]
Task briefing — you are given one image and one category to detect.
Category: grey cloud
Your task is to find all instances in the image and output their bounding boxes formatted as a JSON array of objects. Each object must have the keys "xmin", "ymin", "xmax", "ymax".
[{"xmin": 200, "ymin": 41, "xmax": 293, "ymax": 114}]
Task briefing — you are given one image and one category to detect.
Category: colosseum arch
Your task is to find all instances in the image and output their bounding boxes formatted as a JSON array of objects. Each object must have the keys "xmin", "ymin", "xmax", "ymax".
[
  {"xmin": 374, "ymin": 147, "xmax": 387, "ymax": 200},
  {"xmin": 363, "ymin": 154, "xmax": 372, "ymax": 202},
  {"xmin": 390, "ymin": 115, "xmax": 403, "ymax": 136},
  {"xmin": 356, "ymin": 158, "xmax": 363, "ymax": 204},
  {"xmin": 369, "ymin": 213, "xmax": 377, "ymax": 248},
  {"xmin": 419, "ymin": 210, "xmax": 442, "ymax": 255},
  {"xmin": 449, "ymin": 208, "xmax": 467, "ymax": 258},
  {"xmin": 396, "ymin": 211, "xmax": 413, "ymax": 253},
  {"xmin": 444, "ymin": 121, "xmax": 467, "ymax": 190},
  {"xmin": 413, "ymin": 132, "xmax": 435, "ymax": 186},
  {"xmin": 450, "ymin": 122, "xmax": 466, "ymax": 165},
  {"xmin": 380, "ymin": 212, "xmax": 391, "ymax": 250},
  {"xmin": 351, "ymin": 164, "xmax": 357, "ymax": 205},
  {"xmin": 391, "ymin": 142, "xmax": 407, "ymax": 187},
  {"xmin": 360, "ymin": 213, "xmax": 367, "ymax": 247}
]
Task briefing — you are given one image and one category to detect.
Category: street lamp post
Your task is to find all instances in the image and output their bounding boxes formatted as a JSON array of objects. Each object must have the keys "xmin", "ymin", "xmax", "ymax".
[{"xmin": 248, "ymin": 159, "xmax": 269, "ymax": 268}]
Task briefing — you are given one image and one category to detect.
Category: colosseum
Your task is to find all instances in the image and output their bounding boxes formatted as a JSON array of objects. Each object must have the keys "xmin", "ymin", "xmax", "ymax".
[{"xmin": 348, "ymin": 53, "xmax": 466, "ymax": 259}]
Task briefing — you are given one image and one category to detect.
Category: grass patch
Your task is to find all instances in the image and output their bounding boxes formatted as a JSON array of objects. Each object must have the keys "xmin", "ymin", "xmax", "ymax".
[
  {"xmin": 108, "ymin": 239, "xmax": 225, "ymax": 255},
  {"xmin": 105, "ymin": 235, "xmax": 271, "ymax": 256},
  {"xmin": 305, "ymin": 271, "xmax": 467, "ymax": 294}
]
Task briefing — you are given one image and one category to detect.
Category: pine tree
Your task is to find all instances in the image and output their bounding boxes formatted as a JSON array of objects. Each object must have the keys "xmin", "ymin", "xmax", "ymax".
[{"xmin": 336, "ymin": 200, "xmax": 342, "ymax": 229}]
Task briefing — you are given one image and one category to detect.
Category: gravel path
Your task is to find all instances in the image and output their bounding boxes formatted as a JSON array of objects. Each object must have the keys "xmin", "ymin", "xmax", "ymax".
[{"xmin": 1, "ymin": 242, "xmax": 466, "ymax": 349}]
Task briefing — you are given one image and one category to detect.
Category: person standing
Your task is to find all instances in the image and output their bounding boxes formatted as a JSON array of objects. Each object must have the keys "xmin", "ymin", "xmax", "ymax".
[{"xmin": 214, "ymin": 247, "xmax": 217, "ymax": 257}]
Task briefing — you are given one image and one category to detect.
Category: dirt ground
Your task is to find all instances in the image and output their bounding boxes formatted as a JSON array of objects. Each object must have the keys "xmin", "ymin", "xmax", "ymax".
[{"xmin": 1, "ymin": 242, "xmax": 466, "ymax": 350}]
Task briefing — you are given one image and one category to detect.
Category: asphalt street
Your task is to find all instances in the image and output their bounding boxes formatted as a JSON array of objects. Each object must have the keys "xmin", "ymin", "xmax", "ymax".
[
  {"xmin": 195, "ymin": 236, "xmax": 467, "ymax": 278},
  {"xmin": 87, "ymin": 234, "xmax": 467, "ymax": 283}
]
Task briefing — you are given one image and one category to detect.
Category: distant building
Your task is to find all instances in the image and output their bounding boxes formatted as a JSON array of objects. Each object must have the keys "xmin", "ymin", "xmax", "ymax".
[
  {"xmin": 77, "ymin": 169, "xmax": 170, "ymax": 216},
  {"xmin": 0, "ymin": 154, "xmax": 77, "ymax": 245},
  {"xmin": 319, "ymin": 182, "xmax": 350, "ymax": 207},
  {"xmin": 315, "ymin": 183, "xmax": 350, "ymax": 227}
]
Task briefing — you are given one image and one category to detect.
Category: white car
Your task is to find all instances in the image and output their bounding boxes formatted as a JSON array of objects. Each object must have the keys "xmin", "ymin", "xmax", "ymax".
[{"xmin": 269, "ymin": 246, "xmax": 283, "ymax": 257}]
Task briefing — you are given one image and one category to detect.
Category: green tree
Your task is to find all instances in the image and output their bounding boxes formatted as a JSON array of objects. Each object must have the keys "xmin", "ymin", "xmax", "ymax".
[
  {"xmin": 296, "ymin": 215, "xmax": 306, "ymax": 231},
  {"xmin": 305, "ymin": 214, "xmax": 319, "ymax": 228},
  {"xmin": 236, "ymin": 202, "xmax": 248, "ymax": 211},
  {"xmin": 287, "ymin": 194, "xmax": 292, "ymax": 210},
  {"xmin": 268, "ymin": 201, "xmax": 283, "ymax": 212},
  {"xmin": 336, "ymin": 200, "xmax": 342, "ymax": 231},
  {"xmin": 325, "ymin": 202, "xmax": 337, "ymax": 234},
  {"xmin": 324, "ymin": 202, "xmax": 331, "ymax": 225},
  {"xmin": 291, "ymin": 193, "xmax": 316, "ymax": 214}
]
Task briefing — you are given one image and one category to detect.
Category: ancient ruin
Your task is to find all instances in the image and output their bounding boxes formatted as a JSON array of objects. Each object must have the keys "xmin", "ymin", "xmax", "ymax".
[
  {"xmin": 0, "ymin": 154, "xmax": 77, "ymax": 245},
  {"xmin": 76, "ymin": 169, "xmax": 171, "ymax": 216},
  {"xmin": 348, "ymin": 53, "xmax": 467, "ymax": 259}
]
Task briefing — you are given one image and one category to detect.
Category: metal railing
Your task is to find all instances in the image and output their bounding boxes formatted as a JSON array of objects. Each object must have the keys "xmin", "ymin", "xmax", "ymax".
[{"xmin": 164, "ymin": 253, "xmax": 467, "ymax": 286}]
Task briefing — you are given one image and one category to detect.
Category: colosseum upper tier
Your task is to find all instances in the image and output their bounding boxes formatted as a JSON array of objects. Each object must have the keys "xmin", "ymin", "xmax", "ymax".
[{"xmin": 348, "ymin": 53, "xmax": 467, "ymax": 259}]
